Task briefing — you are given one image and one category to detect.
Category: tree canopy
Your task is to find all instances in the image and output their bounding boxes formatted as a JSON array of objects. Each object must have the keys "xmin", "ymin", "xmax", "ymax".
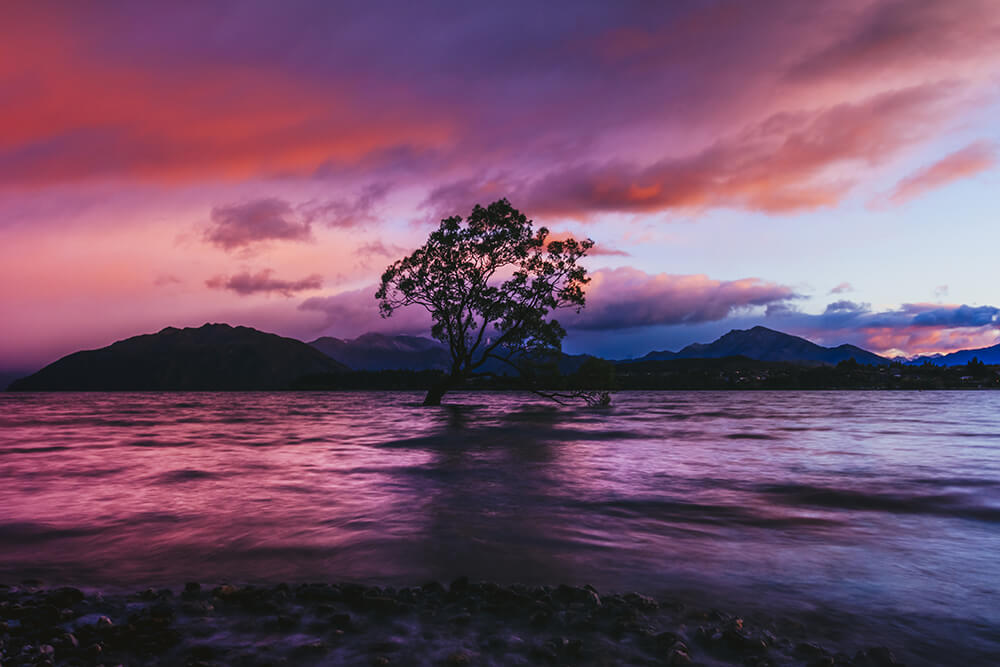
[{"xmin": 376, "ymin": 199, "xmax": 598, "ymax": 405}]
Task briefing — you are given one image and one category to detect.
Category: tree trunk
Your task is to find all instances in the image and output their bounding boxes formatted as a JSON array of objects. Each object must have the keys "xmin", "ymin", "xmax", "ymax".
[{"xmin": 422, "ymin": 377, "xmax": 452, "ymax": 406}]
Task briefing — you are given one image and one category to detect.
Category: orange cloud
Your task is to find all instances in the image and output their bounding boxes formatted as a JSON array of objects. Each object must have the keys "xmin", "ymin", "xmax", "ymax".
[{"xmin": 0, "ymin": 10, "xmax": 452, "ymax": 187}]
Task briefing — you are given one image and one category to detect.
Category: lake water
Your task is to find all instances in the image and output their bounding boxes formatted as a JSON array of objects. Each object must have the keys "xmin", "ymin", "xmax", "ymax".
[{"xmin": 1, "ymin": 391, "xmax": 999, "ymax": 663}]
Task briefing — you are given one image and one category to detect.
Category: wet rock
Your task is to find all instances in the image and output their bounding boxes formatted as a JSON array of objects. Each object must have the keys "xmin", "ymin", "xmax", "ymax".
[
  {"xmin": 554, "ymin": 584, "xmax": 602, "ymax": 608},
  {"xmin": 421, "ymin": 581, "xmax": 445, "ymax": 595},
  {"xmin": 369, "ymin": 639, "xmax": 404, "ymax": 653},
  {"xmin": 530, "ymin": 610, "xmax": 552, "ymax": 627},
  {"xmin": 274, "ymin": 614, "xmax": 299, "ymax": 630},
  {"xmin": 449, "ymin": 576, "xmax": 470, "ymax": 594},
  {"xmin": 330, "ymin": 612, "xmax": 353, "ymax": 630},
  {"xmin": 448, "ymin": 612, "xmax": 472, "ymax": 626},
  {"xmin": 137, "ymin": 587, "xmax": 158, "ymax": 601},
  {"xmin": 623, "ymin": 592, "xmax": 658, "ymax": 610},
  {"xmin": 296, "ymin": 583, "xmax": 342, "ymax": 603},
  {"xmin": 363, "ymin": 595, "xmax": 403, "ymax": 614},
  {"xmin": 807, "ymin": 657, "xmax": 836, "ymax": 667},
  {"xmin": 721, "ymin": 627, "xmax": 767, "ymax": 654},
  {"xmin": 854, "ymin": 646, "xmax": 899, "ymax": 666},
  {"xmin": 444, "ymin": 649, "xmax": 473, "ymax": 665},
  {"xmin": 668, "ymin": 646, "xmax": 693, "ymax": 665},
  {"xmin": 797, "ymin": 642, "xmax": 828, "ymax": 657},
  {"xmin": 96, "ymin": 615, "xmax": 114, "ymax": 629},
  {"xmin": 188, "ymin": 643, "xmax": 220, "ymax": 660},
  {"xmin": 529, "ymin": 642, "xmax": 558, "ymax": 663},
  {"xmin": 213, "ymin": 584, "xmax": 239, "ymax": 600},
  {"xmin": 44, "ymin": 587, "xmax": 84, "ymax": 609}
]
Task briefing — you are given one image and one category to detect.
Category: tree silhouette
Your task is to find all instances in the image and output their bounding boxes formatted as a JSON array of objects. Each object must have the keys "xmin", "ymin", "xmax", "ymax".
[{"xmin": 376, "ymin": 199, "xmax": 596, "ymax": 405}]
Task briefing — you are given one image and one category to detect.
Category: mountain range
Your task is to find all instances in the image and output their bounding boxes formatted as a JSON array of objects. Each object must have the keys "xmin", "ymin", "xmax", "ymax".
[
  {"xmin": 309, "ymin": 333, "xmax": 451, "ymax": 371},
  {"xmin": 634, "ymin": 325, "xmax": 889, "ymax": 366},
  {"xmin": 6, "ymin": 323, "xmax": 997, "ymax": 390},
  {"xmin": 902, "ymin": 343, "xmax": 1000, "ymax": 366}
]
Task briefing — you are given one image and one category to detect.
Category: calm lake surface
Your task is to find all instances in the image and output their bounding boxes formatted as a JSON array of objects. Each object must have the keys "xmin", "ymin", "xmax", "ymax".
[{"xmin": 2, "ymin": 391, "xmax": 999, "ymax": 663}]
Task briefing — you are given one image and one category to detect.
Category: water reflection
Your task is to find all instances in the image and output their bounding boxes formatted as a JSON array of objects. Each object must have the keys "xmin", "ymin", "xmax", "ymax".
[{"xmin": 1, "ymin": 391, "xmax": 999, "ymax": 663}]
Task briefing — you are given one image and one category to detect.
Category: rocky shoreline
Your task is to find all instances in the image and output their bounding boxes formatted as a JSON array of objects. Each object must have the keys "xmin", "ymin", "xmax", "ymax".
[{"xmin": 0, "ymin": 580, "xmax": 903, "ymax": 666}]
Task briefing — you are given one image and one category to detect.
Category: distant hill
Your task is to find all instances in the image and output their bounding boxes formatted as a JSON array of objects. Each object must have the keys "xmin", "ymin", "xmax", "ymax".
[
  {"xmin": 634, "ymin": 326, "xmax": 888, "ymax": 366},
  {"xmin": 309, "ymin": 333, "xmax": 451, "ymax": 371},
  {"xmin": 309, "ymin": 332, "xmax": 597, "ymax": 375},
  {"xmin": 0, "ymin": 369, "xmax": 32, "ymax": 391},
  {"xmin": 8, "ymin": 323, "xmax": 348, "ymax": 391},
  {"xmin": 907, "ymin": 342, "xmax": 1000, "ymax": 367}
]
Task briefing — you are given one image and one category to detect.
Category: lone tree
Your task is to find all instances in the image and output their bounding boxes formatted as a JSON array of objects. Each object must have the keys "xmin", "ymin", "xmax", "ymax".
[{"xmin": 376, "ymin": 199, "xmax": 599, "ymax": 406}]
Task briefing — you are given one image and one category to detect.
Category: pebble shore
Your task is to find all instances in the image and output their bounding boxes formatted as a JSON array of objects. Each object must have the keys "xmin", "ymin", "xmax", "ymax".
[{"xmin": 0, "ymin": 580, "xmax": 904, "ymax": 666}]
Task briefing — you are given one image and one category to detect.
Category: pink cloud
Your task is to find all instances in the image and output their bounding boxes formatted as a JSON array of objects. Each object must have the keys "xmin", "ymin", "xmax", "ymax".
[
  {"xmin": 515, "ymin": 85, "xmax": 951, "ymax": 218},
  {"xmin": 829, "ymin": 282, "xmax": 854, "ymax": 294},
  {"xmin": 775, "ymin": 301, "xmax": 1000, "ymax": 356},
  {"xmin": 858, "ymin": 326, "xmax": 1000, "ymax": 358},
  {"xmin": 887, "ymin": 141, "xmax": 995, "ymax": 204}
]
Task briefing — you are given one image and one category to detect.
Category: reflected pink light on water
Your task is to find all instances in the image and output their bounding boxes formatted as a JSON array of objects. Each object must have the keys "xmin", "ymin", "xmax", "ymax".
[{"xmin": 2, "ymin": 391, "xmax": 1000, "ymax": 662}]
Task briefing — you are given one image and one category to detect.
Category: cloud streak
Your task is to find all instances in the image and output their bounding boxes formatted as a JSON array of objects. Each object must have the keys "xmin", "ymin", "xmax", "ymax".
[
  {"xmin": 207, "ymin": 269, "xmax": 323, "ymax": 297},
  {"xmin": 887, "ymin": 142, "xmax": 995, "ymax": 204},
  {"xmin": 516, "ymin": 85, "xmax": 951, "ymax": 217}
]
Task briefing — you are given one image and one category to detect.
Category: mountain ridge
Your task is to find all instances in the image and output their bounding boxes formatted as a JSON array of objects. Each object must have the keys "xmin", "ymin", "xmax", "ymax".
[
  {"xmin": 633, "ymin": 326, "xmax": 889, "ymax": 366},
  {"xmin": 8, "ymin": 323, "xmax": 349, "ymax": 391},
  {"xmin": 905, "ymin": 342, "xmax": 1000, "ymax": 366},
  {"xmin": 309, "ymin": 333, "xmax": 451, "ymax": 371},
  {"xmin": 9, "ymin": 323, "xmax": 997, "ymax": 391}
]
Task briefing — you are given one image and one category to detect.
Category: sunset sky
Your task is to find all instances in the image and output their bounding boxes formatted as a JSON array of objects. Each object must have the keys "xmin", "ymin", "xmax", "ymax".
[{"xmin": 2, "ymin": 0, "xmax": 999, "ymax": 371}]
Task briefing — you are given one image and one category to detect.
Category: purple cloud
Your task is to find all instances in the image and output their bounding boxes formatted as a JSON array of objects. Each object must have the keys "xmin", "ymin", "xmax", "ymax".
[
  {"xmin": 205, "ymin": 199, "xmax": 312, "ymax": 251},
  {"xmin": 206, "ymin": 269, "xmax": 323, "ymax": 297},
  {"xmin": 567, "ymin": 268, "xmax": 800, "ymax": 330},
  {"xmin": 300, "ymin": 183, "xmax": 391, "ymax": 228},
  {"xmin": 299, "ymin": 287, "xmax": 432, "ymax": 335}
]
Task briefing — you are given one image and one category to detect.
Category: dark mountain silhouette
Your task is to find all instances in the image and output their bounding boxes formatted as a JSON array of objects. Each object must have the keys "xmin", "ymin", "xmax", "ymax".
[
  {"xmin": 8, "ymin": 323, "xmax": 348, "ymax": 391},
  {"xmin": 0, "ymin": 369, "xmax": 32, "ymax": 391},
  {"xmin": 309, "ymin": 332, "xmax": 595, "ymax": 375},
  {"xmin": 634, "ymin": 326, "xmax": 888, "ymax": 366},
  {"xmin": 906, "ymin": 342, "xmax": 1000, "ymax": 366},
  {"xmin": 309, "ymin": 333, "xmax": 451, "ymax": 371}
]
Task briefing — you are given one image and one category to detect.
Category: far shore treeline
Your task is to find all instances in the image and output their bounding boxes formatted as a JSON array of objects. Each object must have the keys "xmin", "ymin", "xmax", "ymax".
[
  {"xmin": 290, "ymin": 357, "xmax": 1000, "ymax": 392},
  {"xmin": 6, "ymin": 323, "xmax": 999, "ymax": 392}
]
